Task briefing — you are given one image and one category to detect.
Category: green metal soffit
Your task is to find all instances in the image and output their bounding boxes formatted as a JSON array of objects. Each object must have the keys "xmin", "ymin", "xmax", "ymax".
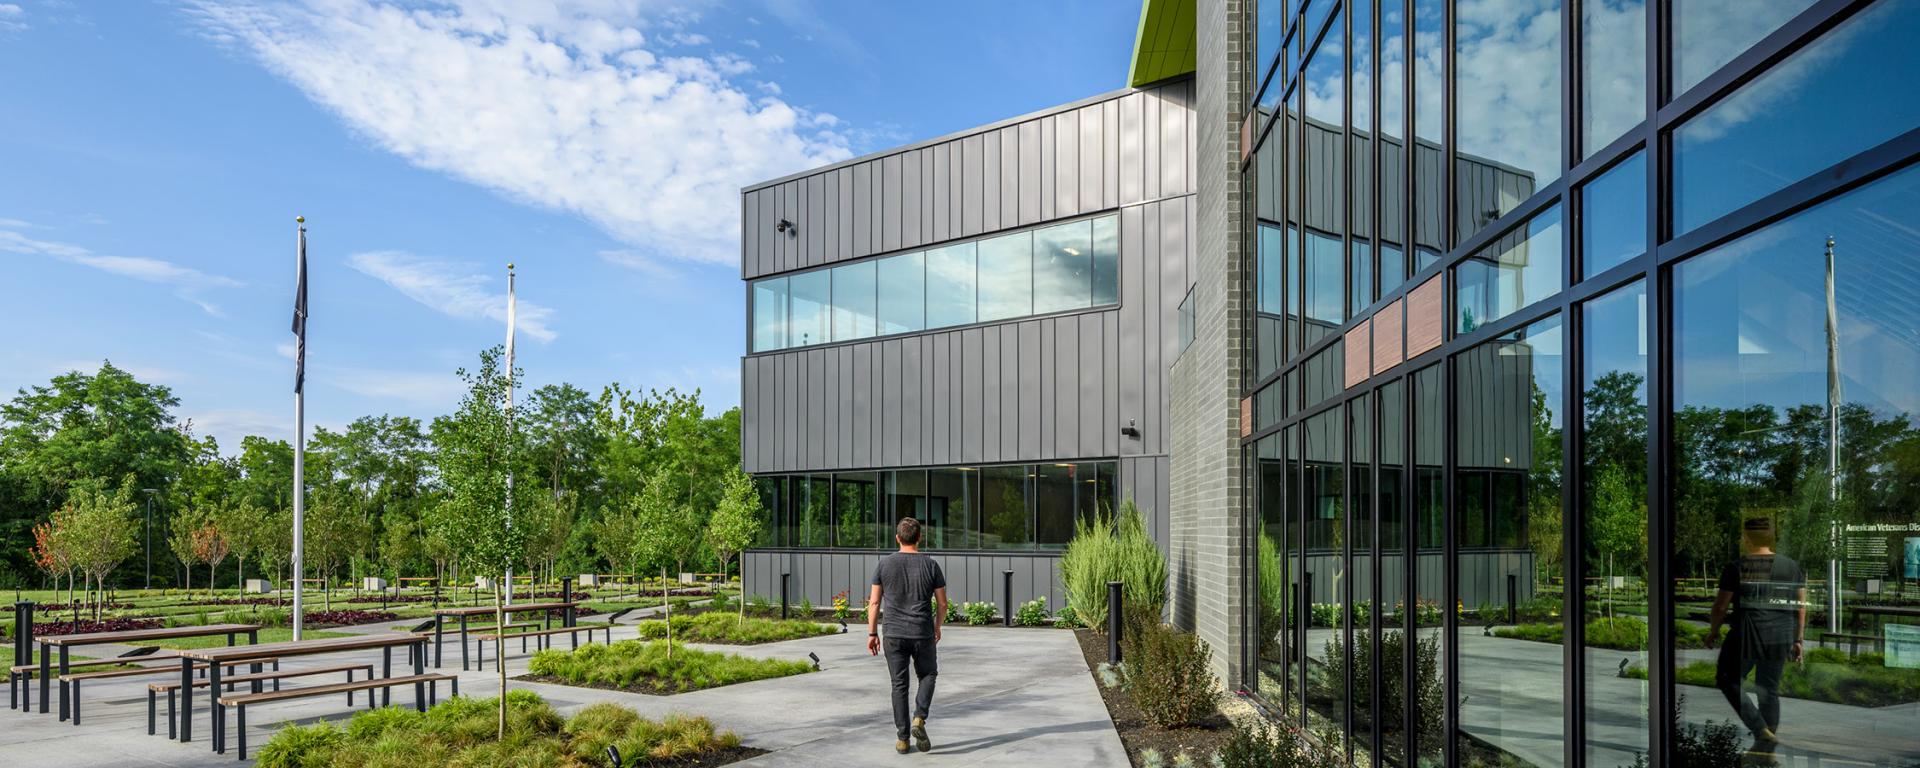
[{"xmin": 1127, "ymin": 0, "xmax": 1196, "ymax": 87}]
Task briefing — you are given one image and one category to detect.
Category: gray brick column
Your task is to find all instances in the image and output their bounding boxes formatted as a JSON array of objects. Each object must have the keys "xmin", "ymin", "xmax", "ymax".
[{"xmin": 1168, "ymin": 0, "xmax": 1252, "ymax": 687}]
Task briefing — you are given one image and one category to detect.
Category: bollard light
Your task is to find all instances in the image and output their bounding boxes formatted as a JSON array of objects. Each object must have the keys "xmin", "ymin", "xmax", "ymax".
[
  {"xmin": 1002, "ymin": 570, "xmax": 1014, "ymax": 628},
  {"xmin": 1107, "ymin": 581, "xmax": 1124, "ymax": 665},
  {"xmin": 808, "ymin": 651, "xmax": 821, "ymax": 671}
]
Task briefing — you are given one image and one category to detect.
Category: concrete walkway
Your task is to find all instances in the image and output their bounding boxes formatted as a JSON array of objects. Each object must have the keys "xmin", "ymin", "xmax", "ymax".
[{"xmin": 0, "ymin": 618, "xmax": 1126, "ymax": 767}]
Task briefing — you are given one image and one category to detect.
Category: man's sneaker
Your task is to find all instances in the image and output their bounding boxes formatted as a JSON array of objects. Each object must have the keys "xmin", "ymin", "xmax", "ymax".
[
  {"xmin": 912, "ymin": 717, "xmax": 932, "ymax": 752},
  {"xmin": 895, "ymin": 739, "xmax": 912, "ymax": 755}
]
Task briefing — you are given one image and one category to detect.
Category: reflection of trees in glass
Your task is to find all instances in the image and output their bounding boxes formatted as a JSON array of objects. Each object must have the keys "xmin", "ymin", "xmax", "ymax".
[
  {"xmin": 801, "ymin": 480, "xmax": 831, "ymax": 547},
  {"xmin": 1584, "ymin": 370, "xmax": 1649, "ymax": 614},
  {"xmin": 835, "ymin": 482, "xmax": 869, "ymax": 549},
  {"xmin": 1529, "ymin": 381, "xmax": 1564, "ymax": 586},
  {"xmin": 1259, "ymin": 531, "xmax": 1287, "ymax": 658},
  {"xmin": 985, "ymin": 475, "xmax": 1027, "ymax": 547}
]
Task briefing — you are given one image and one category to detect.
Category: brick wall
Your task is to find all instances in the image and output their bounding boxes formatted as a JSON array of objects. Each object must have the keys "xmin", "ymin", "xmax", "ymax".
[{"xmin": 1167, "ymin": 0, "xmax": 1251, "ymax": 686}]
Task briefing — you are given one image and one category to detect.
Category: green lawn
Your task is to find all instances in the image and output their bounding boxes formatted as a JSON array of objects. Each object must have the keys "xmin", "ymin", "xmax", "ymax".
[
  {"xmin": 1628, "ymin": 648, "xmax": 1920, "ymax": 707},
  {"xmin": 527, "ymin": 638, "xmax": 812, "ymax": 694},
  {"xmin": 1490, "ymin": 616, "xmax": 1710, "ymax": 650},
  {"xmin": 130, "ymin": 628, "xmax": 351, "ymax": 649}
]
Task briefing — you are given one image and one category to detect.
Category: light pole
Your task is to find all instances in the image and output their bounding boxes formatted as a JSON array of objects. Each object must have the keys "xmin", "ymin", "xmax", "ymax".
[{"xmin": 141, "ymin": 489, "xmax": 158, "ymax": 590}]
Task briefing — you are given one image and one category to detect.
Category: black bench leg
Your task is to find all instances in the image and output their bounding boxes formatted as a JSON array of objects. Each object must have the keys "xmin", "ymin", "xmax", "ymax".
[
  {"xmin": 382, "ymin": 647, "xmax": 392, "ymax": 708},
  {"xmin": 69, "ymin": 680, "xmax": 78, "ymax": 726},
  {"xmin": 9, "ymin": 671, "xmax": 16, "ymax": 710},
  {"xmin": 148, "ymin": 689, "xmax": 155, "ymax": 735},
  {"xmin": 38, "ymin": 644, "xmax": 49, "ymax": 714},
  {"xmin": 347, "ymin": 669, "xmax": 354, "ymax": 706},
  {"xmin": 168, "ymin": 690, "xmax": 176, "ymax": 740},
  {"xmin": 237, "ymin": 706, "xmax": 247, "ymax": 761},
  {"xmin": 274, "ymin": 660, "xmax": 281, "ymax": 692}
]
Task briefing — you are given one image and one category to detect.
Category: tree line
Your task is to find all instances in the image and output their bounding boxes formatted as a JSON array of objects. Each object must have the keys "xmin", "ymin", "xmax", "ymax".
[{"xmin": 0, "ymin": 349, "xmax": 763, "ymax": 598}]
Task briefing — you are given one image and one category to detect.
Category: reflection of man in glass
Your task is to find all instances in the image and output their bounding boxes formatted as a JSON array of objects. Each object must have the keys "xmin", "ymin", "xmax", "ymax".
[{"xmin": 1706, "ymin": 517, "xmax": 1806, "ymax": 756}]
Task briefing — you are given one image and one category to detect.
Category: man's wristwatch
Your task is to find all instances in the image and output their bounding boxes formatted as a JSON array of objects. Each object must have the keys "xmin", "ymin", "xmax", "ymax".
[{"xmin": 869, "ymin": 632, "xmax": 878, "ymax": 637}]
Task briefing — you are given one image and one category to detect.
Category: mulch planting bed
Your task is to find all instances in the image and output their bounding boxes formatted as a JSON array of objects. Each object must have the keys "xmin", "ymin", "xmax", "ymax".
[
  {"xmin": 1073, "ymin": 628, "xmax": 1234, "ymax": 767},
  {"xmin": 630, "ymin": 745, "xmax": 767, "ymax": 767}
]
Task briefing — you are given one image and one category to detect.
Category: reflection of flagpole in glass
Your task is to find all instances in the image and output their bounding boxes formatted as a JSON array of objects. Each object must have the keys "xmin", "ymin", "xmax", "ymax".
[
  {"xmin": 505, "ymin": 263, "xmax": 516, "ymax": 606},
  {"xmin": 1826, "ymin": 235, "xmax": 1842, "ymax": 635}
]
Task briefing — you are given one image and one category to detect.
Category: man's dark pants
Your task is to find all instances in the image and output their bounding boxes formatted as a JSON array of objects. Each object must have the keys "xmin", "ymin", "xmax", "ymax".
[
  {"xmin": 883, "ymin": 635, "xmax": 937, "ymax": 740},
  {"xmin": 1715, "ymin": 632, "xmax": 1786, "ymax": 739}
]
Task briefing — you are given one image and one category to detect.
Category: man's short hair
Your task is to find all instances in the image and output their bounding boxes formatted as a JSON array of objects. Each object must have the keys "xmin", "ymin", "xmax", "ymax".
[{"xmin": 896, "ymin": 517, "xmax": 922, "ymax": 545}]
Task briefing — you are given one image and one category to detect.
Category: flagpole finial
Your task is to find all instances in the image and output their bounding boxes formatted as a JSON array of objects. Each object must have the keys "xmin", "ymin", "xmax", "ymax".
[
  {"xmin": 507, "ymin": 262, "xmax": 515, "ymax": 271},
  {"xmin": 295, "ymin": 216, "xmax": 305, "ymax": 223}
]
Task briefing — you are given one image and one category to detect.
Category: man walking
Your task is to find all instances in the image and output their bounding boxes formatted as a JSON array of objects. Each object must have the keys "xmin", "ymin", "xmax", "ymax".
[
  {"xmin": 867, "ymin": 517, "xmax": 948, "ymax": 755},
  {"xmin": 1705, "ymin": 516, "xmax": 1806, "ymax": 759}
]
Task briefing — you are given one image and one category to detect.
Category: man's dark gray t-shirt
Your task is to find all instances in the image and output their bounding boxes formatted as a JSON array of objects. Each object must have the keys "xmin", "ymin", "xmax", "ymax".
[{"xmin": 872, "ymin": 552, "xmax": 946, "ymax": 639}]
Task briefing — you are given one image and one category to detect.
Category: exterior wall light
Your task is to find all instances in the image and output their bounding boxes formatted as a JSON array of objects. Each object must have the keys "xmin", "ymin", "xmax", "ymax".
[
  {"xmin": 1121, "ymin": 418, "xmax": 1141, "ymax": 438},
  {"xmin": 776, "ymin": 218, "xmax": 796, "ymax": 235}
]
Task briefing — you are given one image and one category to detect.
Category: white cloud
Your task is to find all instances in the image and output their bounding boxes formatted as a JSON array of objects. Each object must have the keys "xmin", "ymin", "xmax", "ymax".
[
  {"xmin": 348, "ymin": 250, "xmax": 557, "ymax": 342},
  {"xmin": 0, "ymin": 5, "xmax": 22, "ymax": 16},
  {"xmin": 327, "ymin": 366, "xmax": 467, "ymax": 406},
  {"xmin": 0, "ymin": 3, "xmax": 22, "ymax": 32},
  {"xmin": 0, "ymin": 227, "xmax": 240, "ymax": 315},
  {"xmin": 597, "ymin": 249, "xmax": 680, "ymax": 280},
  {"xmin": 187, "ymin": 0, "xmax": 852, "ymax": 266},
  {"xmin": 182, "ymin": 409, "xmax": 291, "ymax": 445},
  {"xmin": 49, "ymin": 359, "xmax": 185, "ymax": 383}
]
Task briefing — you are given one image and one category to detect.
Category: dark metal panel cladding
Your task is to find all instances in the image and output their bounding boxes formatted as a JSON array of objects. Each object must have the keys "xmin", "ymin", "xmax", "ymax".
[
  {"xmin": 1078, "ymin": 103, "xmax": 1103, "ymax": 216},
  {"xmin": 806, "ymin": 173, "xmax": 825, "ymax": 268},
  {"xmin": 852, "ymin": 344, "xmax": 873, "ymax": 468},
  {"xmin": 902, "ymin": 148, "xmax": 922, "ymax": 248},
  {"xmin": 1079, "ymin": 313, "xmax": 1104, "ymax": 457},
  {"xmin": 807, "ymin": 348, "xmax": 825, "ymax": 468},
  {"xmin": 837, "ymin": 167, "xmax": 855, "ymax": 263},
  {"xmin": 962, "ymin": 327, "xmax": 984, "ymax": 462},
  {"xmin": 1117, "ymin": 205, "xmax": 1147, "ymax": 456},
  {"xmin": 882, "ymin": 153, "xmax": 902, "ymax": 253},
  {"xmin": 961, "ymin": 134, "xmax": 983, "ymax": 237},
  {"xmin": 741, "ymin": 357, "xmax": 757, "ymax": 471},
  {"xmin": 1017, "ymin": 119, "xmax": 1042, "ymax": 226},
  {"xmin": 948, "ymin": 138, "xmax": 965, "ymax": 241},
  {"xmin": 1102, "ymin": 99, "xmax": 1120, "ymax": 209},
  {"xmin": 759, "ymin": 356, "xmax": 776, "ymax": 471},
  {"xmin": 782, "ymin": 353, "xmax": 798, "ymax": 471},
  {"xmin": 982, "ymin": 326, "xmax": 1002, "ymax": 463},
  {"xmin": 1055, "ymin": 108, "xmax": 1080, "ymax": 217},
  {"xmin": 1018, "ymin": 320, "xmax": 1042, "ymax": 460},
  {"xmin": 1143, "ymin": 87, "xmax": 1162, "ymax": 201},
  {"xmin": 1040, "ymin": 115, "xmax": 1056, "ymax": 222},
  {"xmin": 822, "ymin": 349, "xmax": 839, "ymax": 469},
  {"xmin": 900, "ymin": 336, "xmax": 922, "ymax": 467},
  {"xmin": 1103, "ymin": 311, "xmax": 1121, "ymax": 457},
  {"xmin": 881, "ymin": 338, "xmax": 902, "ymax": 466},
  {"xmin": 999, "ymin": 126, "xmax": 1020, "ymax": 229},
  {"xmin": 853, "ymin": 162, "xmax": 873, "ymax": 258},
  {"xmin": 824, "ymin": 170, "xmax": 841, "ymax": 266},
  {"xmin": 1119, "ymin": 92, "xmax": 1143, "ymax": 204},
  {"xmin": 784, "ymin": 181, "xmax": 801, "ymax": 271},
  {"xmin": 931, "ymin": 333, "xmax": 951, "ymax": 466},
  {"xmin": 932, "ymin": 143, "xmax": 950, "ymax": 242},
  {"xmin": 1141, "ymin": 204, "xmax": 1163, "ymax": 455},
  {"xmin": 1058, "ymin": 316, "xmax": 1085, "ymax": 458},
  {"xmin": 1038, "ymin": 317, "xmax": 1055, "ymax": 455},
  {"xmin": 983, "ymin": 130, "xmax": 1003, "ymax": 233},
  {"xmin": 742, "ymin": 190, "xmax": 757, "ymax": 279},
  {"xmin": 1155, "ymin": 456, "xmax": 1170, "ymax": 544}
]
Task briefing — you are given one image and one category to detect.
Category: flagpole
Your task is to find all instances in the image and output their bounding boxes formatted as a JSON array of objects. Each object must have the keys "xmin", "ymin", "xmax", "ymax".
[
  {"xmin": 291, "ymin": 216, "xmax": 308, "ymax": 641},
  {"xmin": 1825, "ymin": 235, "xmax": 1841, "ymax": 635},
  {"xmin": 504, "ymin": 262, "xmax": 516, "ymax": 606}
]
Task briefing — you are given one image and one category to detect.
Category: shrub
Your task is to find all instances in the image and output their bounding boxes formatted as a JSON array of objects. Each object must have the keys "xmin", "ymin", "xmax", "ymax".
[
  {"xmin": 1122, "ymin": 619, "xmax": 1217, "ymax": 728},
  {"xmin": 528, "ymin": 639, "xmax": 812, "ymax": 694},
  {"xmin": 798, "ymin": 597, "xmax": 813, "ymax": 615},
  {"xmin": 1055, "ymin": 604, "xmax": 1079, "ymax": 628},
  {"xmin": 1014, "ymin": 597, "xmax": 1050, "ymax": 627},
  {"xmin": 746, "ymin": 593, "xmax": 772, "ymax": 612},
  {"xmin": 1321, "ymin": 629, "xmax": 1444, "ymax": 749},
  {"xmin": 1213, "ymin": 718, "xmax": 1342, "ymax": 768},
  {"xmin": 963, "ymin": 601, "xmax": 996, "ymax": 626},
  {"xmin": 636, "ymin": 612, "xmax": 835, "ymax": 644},
  {"xmin": 831, "ymin": 589, "xmax": 852, "ymax": 620},
  {"xmin": 1257, "ymin": 534, "xmax": 1286, "ymax": 658},
  {"xmin": 256, "ymin": 721, "xmax": 345, "ymax": 768},
  {"xmin": 1059, "ymin": 498, "xmax": 1168, "ymax": 633}
]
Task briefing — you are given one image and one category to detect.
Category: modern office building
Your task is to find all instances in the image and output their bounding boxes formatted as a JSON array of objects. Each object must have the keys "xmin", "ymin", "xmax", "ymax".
[{"xmin": 741, "ymin": 0, "xmax": 1920, "ymax": 766}]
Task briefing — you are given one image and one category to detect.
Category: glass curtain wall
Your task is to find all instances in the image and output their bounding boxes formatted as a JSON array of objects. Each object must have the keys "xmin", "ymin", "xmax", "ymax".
[
  {"xmin": 1580, "ymin": 282, "xmax": 1648, "ymax": 767},
  {"xmin": 750, "ymin": 461, "xmax": 1114, "ymax": 553},
  {"xmin": 835, "ymin": 472, "xmax": 879, "ymax": 549}
]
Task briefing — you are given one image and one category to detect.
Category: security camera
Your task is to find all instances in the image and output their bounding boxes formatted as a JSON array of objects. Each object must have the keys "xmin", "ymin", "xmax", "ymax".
[{"xmin": 776, "ymin": 218, "xmax": 795, "ymax": 235}]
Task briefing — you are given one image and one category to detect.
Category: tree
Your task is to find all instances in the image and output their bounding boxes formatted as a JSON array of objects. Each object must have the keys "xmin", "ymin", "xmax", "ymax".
[
  {"xmin": 305, "ymin": 487, "xmax": 369, "ymax": 610},
  {"xmin": 521, "ymin": 490, "xmax": 574, "ymax": 586},
  {"xmin": 218, "ymin": 501, "xmax": 267, "ymax": 593},
  {"xmin": 706, "ymin": 468, "xmax": 762, "ymax": 625},
  {"xmin": 62, "ymin": 482, "xmax": 139, "ymax": 620},
  {"xmin": 430, "ymin": 346, "xmax": 533, "ymax": 738},
  {"xmin": 254, "ymin": 506, "xmax": 293, "ymax": 591},
  {"xmin": 30, "ymin": 518, "xmax": 72, "ymax": 607},
  {"xmin": 633, "ymin": 467, "xmax": 703, "ymax": 656},
  {"xmin": 168, "ymin": 505, "xmax": 211, "ymax": 595},
  {"xmin": 0, "ymin": 362, "xmax": 193, "ymax": 585},
  {"xmin": 593, "ymin": 507, "xmax": 640, "ymax": 600},
  {"xmin": 190, "ymin": 520, "xmax": 229, "ymax": 598}
]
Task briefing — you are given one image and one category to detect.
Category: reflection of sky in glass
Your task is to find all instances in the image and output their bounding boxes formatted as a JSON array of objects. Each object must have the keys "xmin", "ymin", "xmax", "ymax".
[
  {"xmin": 1092, "ymin": 216, "xmax": 1119, "ymax": 306},
  {"xmin": 1381, "ymin": 1, "xmax": 1407, "ymax": 138},
  {"xmin": 788, "ymin": 269, "xmax": 831, "ymax": 347},
  {"xmin": 1584, "ymin": 280, "xmax": 1648, "ymax": 396},
  {"xmin": 1412, "ymin": 0, "xmax": 1445, "ymax": 142},
  {"xmin": 1676, "ymin": 161, "xmax": 1920, "ymax": 418},
  {"xmin": 1258, "ymin": 0, "xmax": 1285, "ymax": 87},
  {"xmin": 1259, "ymin": 223, "xmax": 1286, "ymax": 315},
  {"xmin": 1580, "ymin": 151, "xmax": 1646, "ymax": 279},
  {"xmin": 925, "ymin": 243, "xmax": 976, "ymax": 329},
  {"xmin": 1500, "ymin": 314, "xmax": 1564, "ymax": 429},
  {"xmin": 877, "ymin": 252, "xmax": 923, "ymax": 335},
  {"xmin": 1674, "ymin": 0, "xmax": 1920, "ymax": 234},
  {"xmin": 752, "ymin": 276, "xmax": 786, "ymax": 352},
  {"xmin": 1306, "ymin": 231, "xmax": 1344, "ymax": 326},
  {"xmin": 1582, "ymin": 0, "xmax": 1645, "ymax": 155},
  {"xmin": 977, "ymin": 231, "xmax": 1032, "ymax": 321},
  {"xmin": 1674, "ymin": 0, "xmax": 1816, "ymax": 95},
  {"xmin": 1454, "ymin": 203, "xmax": 1564, "ymax": 333},
  {"xmin": 832, "ymin": 261, "xmax": 876, "ymax": 342},
  {"xmin": 1352, "ymin": 0, "xmax": 1373, "ymax": 129},
  {"xmin": 1455, "ymin": 0, "xmax": 1561, "ymax": 218},
  {"xmin": 1033, "ymin": 220, "xmax": 1092, "ymax": 314}
]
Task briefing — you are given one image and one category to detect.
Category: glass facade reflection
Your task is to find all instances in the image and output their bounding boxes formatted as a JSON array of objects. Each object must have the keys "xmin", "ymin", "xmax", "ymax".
[
  {"xmin": 750, "ymin": 461, "xmax": 1115, "ymax": 552},
  {"xmin": 750, "ymin": 214, "xmax": 1119, "ymax": 352},
  {"xmin": 1244, "ymin": 1, "xmax": 1919, "ymax": 766}
]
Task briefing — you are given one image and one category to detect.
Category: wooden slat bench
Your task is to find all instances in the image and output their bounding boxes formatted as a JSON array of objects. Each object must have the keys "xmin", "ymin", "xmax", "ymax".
[
  {"xmin": 219, "ymin": 673, "xmax": 457, "ymax": 759},
  {"xmin": 147, "ymin": 662, "xmax": 370, "ymax": 738},
  {"xmin": 473, "ymin": 623, "xmax": 614, "ymax": 666},
  {"xmin": 12, "ymin": 649, "xmax": 179, "ymax": 711},
  {"xmin": 63, "ymin": 658, "xmax": 282, "ymax": 726}
]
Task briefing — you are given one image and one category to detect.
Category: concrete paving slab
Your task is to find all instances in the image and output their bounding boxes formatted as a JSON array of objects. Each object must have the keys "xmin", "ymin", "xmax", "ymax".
[{"xmin": 0, "ymin": 623, "xmax": 1126, "ymax": 767}]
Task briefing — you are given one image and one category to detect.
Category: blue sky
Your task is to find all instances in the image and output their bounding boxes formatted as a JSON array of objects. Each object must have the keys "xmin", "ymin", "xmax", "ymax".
[{"xmin": 0, "ymin": 0, "xmax": 1139, "ymax": 451}]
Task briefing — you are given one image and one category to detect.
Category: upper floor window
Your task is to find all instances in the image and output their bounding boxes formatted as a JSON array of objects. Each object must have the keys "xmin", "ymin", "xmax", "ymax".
[{"xmin": 749, "ymin": 214, "xmax": 1120, "ymax": 352}]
